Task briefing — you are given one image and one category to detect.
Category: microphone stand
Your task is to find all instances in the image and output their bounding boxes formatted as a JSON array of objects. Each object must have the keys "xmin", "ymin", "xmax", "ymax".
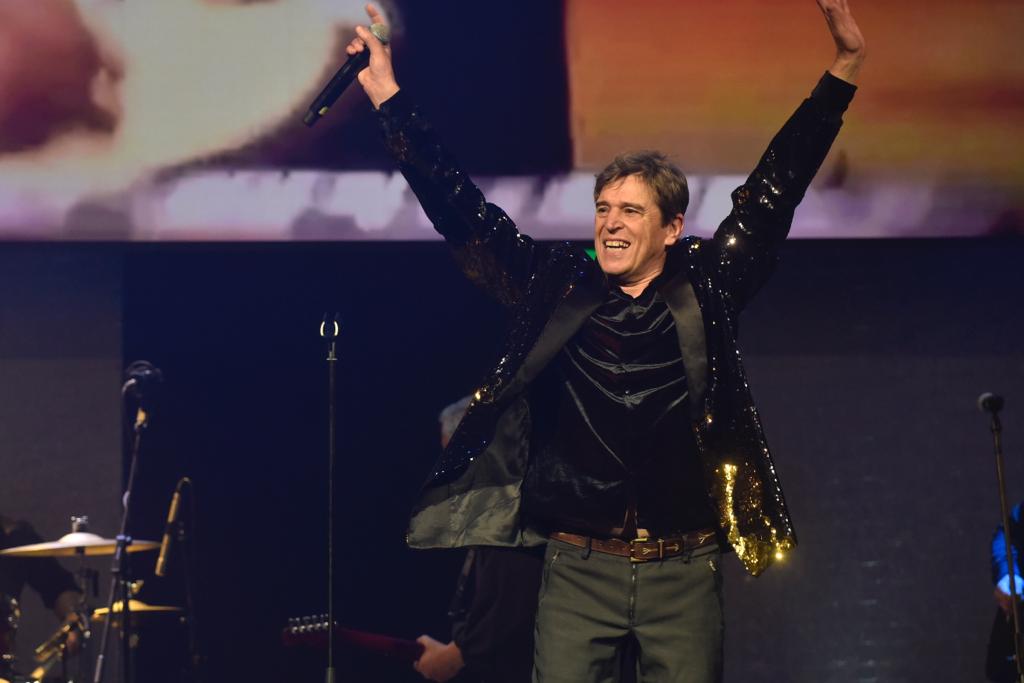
[
  {"xmin": 989, "ymin": 406, "xmax": 1024, "ymax": 683},
  {"xmin": 92, "ymin": 398, "xmax": 147, "ymax": 683},
  {"xmin": 320, "ymin": 314, "xmax": 340, "ymax": 683}
]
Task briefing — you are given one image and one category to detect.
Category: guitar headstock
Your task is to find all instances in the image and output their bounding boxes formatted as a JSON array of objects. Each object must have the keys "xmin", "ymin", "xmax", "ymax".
[
  {"xmin": 282, "ymin": 614, "xmax": 333, "ymax": 646},
  {"xmin": 280, "ymin": 616, "xmax": 424, "ymax": 663}
]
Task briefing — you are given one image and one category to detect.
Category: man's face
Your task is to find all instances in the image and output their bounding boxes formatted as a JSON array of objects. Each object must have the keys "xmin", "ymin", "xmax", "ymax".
[{"xmin": 593, "ymin": 174, "xmax": 683, "ymax": 287}]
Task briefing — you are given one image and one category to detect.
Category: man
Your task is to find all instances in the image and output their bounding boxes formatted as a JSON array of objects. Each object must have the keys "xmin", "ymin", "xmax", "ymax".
[
  {"xmin": 347, "ymin": 1, "xmax": 864, "ymax": 679},
  {"xmin": 988, "ymin": 500, "xmax": 1024, "ymax": 682},
  {"xmin": 414, "ymin": 397, "xmax": 544, "ymax": 683},
  {"xmin": 0, "ymin": 515, "xmax": 82, "ymax": 670}
]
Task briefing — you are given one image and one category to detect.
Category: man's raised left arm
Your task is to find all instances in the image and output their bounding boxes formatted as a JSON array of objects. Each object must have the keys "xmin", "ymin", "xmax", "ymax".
[{"xmin": 710, "ymin": 0, "xmax": 865, "ymax": 312}]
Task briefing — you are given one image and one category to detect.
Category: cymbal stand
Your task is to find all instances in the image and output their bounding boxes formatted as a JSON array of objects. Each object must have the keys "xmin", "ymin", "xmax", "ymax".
[
  {"xmin": 92, "ymin": 400, "xmax": 148, "ymax": 683},
  {"xmin": 73, "ymin": 519, "xmax": 97, "ymax": 683},
  {"xmin": 176, "ymin": 477, "xmax": 203, "ymax": 683}
]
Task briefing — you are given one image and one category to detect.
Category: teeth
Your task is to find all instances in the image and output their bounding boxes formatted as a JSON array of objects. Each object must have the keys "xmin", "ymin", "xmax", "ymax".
[{"xmin": 604, "ymin": 240, "xmax": 630, "ymax": 249}]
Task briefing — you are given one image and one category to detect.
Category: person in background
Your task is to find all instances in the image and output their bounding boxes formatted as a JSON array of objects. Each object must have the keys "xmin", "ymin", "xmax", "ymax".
[
  {"xmin": 0, "ymin": 514, "xmax": 83, "ymax": 669},
  {"xmin": 414, "ymin": 396, "xmax": 543, "ymax": 683},
  {"xmin": 988, "ymin": 500, "xmax": 1024, "ymax": 682}
]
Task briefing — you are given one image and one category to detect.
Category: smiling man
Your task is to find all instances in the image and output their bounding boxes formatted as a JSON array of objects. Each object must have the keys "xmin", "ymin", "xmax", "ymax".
[
  {"xmin": 348, "ymin": 1, "xmax": 864, "ymax": 680},
  {"xmin": 593, "ymin": 155, "xmax": 687, "ymax": 297}
]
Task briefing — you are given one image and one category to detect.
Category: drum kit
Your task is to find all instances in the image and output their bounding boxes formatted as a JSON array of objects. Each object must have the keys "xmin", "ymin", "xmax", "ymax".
[{"xmin": 0, "ymin": 517, "xmax": 183, "ymax": 683}]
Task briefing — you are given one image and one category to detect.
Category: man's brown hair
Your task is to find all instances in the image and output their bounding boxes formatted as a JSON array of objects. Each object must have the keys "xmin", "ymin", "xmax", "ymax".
[{"xmin": 594, "ymin": 151, "xmax": 689, "ymax": 225}]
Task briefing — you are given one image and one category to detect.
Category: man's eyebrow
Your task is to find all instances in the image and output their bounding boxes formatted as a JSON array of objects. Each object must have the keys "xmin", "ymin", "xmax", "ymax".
[{"xmin": 594, "ymin": 200, "xmax": 647, "ymax": 210}]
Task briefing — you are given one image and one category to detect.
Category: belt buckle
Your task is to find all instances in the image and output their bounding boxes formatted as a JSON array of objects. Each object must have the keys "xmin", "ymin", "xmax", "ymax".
[
  {"xmin": 693, "ymin": 530, "xmax": 715, "ymax": 547},
  {"xmin": 629, "ymin": 536, "xmax": 662, "ymax": 563}
]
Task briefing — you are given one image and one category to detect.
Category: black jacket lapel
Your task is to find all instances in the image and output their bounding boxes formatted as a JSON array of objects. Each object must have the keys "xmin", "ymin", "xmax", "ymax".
[
  {"xmin": 511, "ymin": 282, "xmax": 604, "ymax": 391},
  {"xmin": 660, "ymin": 270, "xmax": 708, "ymax": 420}
]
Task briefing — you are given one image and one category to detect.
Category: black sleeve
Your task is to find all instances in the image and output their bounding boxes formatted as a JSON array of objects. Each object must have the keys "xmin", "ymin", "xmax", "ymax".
[
  {"xmin": 708, "ymin": 71, "xmax": 857, "ymax": 312},
  {"xmin": 3, "ymin": 522, "xmax": 80, "ymax": 609},
  {"xmin": 453, "ymin": 546, "xmax": 544, "ymax": 682},
  {"xmin": 377, "ymin": 90, "xmax": 549, "ymax": 308}
]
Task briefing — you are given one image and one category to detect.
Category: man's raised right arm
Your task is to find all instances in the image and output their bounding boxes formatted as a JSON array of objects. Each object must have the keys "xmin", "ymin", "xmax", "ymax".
[{"xmin": 348, "ymin": 5, "xmax": 542, "ymax": 308}]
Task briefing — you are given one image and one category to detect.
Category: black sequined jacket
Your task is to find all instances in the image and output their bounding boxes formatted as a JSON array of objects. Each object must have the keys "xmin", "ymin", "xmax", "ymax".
[{"xmin": 379, "ymin": 73, "xmax": 855, "ymax": 576}]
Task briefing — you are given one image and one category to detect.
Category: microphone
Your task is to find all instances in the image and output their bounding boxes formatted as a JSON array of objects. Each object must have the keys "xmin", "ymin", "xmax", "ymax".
[
  {"xmin": 978, "ymin": 392, "xmax": 1005, "ymax": 414},
  {"xmin": 155, "ymin": 482, "xmax": 183, "ymax": 578},
  {"xmin": 122, "ymin": 360, "xmax": 163, "ymax": 401},
  {"xmin": 303, "ymin": 22, "xmax": 390, "ymax": 127},
  {"xmin": 123, "ymin": 360, "xmax": 163, "ymax": 430}
]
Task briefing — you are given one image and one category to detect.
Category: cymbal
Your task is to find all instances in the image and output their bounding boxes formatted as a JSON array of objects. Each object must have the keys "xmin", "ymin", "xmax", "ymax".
[
  {"xmin": 92, "ymin": 600, "xmax": 182, "ymax": 619},
  {"xmin": 0, "ymin": 532, "xmax": 158, "ymax": 558}
]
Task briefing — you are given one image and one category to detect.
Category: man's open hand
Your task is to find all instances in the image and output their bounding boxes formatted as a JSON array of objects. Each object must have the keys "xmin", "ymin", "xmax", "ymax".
[
  {"xmin": 816, "ymin": 0, "xmax": 866, "ymax": 83},
  {"xmin": 995, "ymin": 586, "xmax": 1019, "ymax": 619}
]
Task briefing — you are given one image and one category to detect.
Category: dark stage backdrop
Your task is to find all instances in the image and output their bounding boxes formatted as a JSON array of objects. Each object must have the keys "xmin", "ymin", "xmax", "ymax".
[
  {"xmin": 0, "ymin": 246, "xmax": 123, "ymax": 667},
  {"xmin": 118, "ymin": 239, "xmax": 1024, "ymax": 682}
]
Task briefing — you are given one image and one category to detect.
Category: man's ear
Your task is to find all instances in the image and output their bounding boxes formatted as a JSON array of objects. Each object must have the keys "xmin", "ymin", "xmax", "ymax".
[{"xmin": 664, "ymin": 214, "xmax": 684, "ymax": 246}]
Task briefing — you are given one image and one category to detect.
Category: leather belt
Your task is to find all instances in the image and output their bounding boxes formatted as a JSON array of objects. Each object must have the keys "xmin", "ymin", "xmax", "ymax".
[{"xmin": 550, "ymin": 529, "xmax": 718, "ymax": 563}]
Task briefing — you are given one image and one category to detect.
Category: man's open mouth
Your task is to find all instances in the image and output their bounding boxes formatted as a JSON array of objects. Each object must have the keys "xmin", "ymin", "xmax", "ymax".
[{"xmin": 603, "ymin": 240, "xmax": 631, "ymax": 250}]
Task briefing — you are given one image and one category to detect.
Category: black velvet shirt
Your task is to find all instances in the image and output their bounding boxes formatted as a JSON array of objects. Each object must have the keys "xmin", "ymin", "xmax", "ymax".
[{"xmin": 524, "ymin": 273, "xmax": 716, "ymax": 538}]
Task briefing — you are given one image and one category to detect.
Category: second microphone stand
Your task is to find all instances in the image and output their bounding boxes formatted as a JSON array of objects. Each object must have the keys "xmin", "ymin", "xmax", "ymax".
[
  {"xmin": 92, "ymin": 402, "xmax": 148, "ymax": 683},
  {"xmin": 320, "ymin": 314, "xmax": 340, "ymax": 683}
]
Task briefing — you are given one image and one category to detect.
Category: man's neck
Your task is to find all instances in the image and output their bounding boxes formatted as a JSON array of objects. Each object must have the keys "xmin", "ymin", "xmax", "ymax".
[{"xmin": 616, "ymin": 273, "xmax": 661, "ymax": 299}]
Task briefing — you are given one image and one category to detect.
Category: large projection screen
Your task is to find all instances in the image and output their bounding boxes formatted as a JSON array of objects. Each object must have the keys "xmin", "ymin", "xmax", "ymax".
[{"xmin": 0, "ymin": 0, "xmax": 1021, "ymax": 241}]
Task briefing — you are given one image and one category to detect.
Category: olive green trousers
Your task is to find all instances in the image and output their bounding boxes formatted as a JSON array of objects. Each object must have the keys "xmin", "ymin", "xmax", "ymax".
[{"xmin": 533, "ymin": 538, "xmax": 723, "ymax": 683}]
